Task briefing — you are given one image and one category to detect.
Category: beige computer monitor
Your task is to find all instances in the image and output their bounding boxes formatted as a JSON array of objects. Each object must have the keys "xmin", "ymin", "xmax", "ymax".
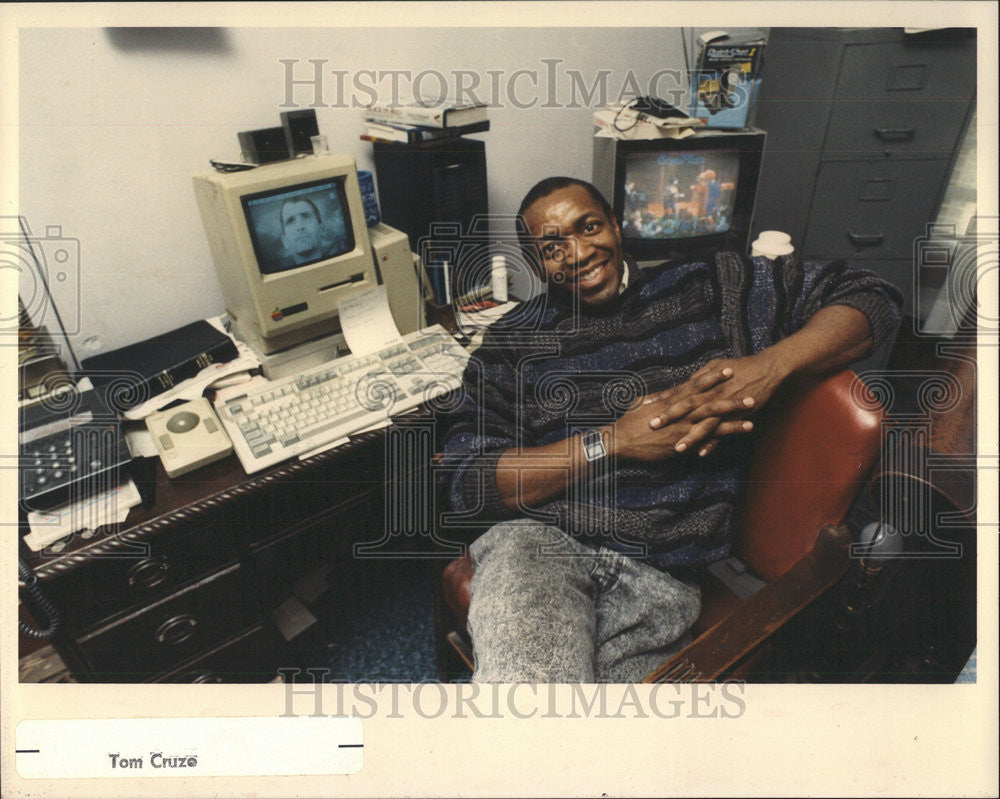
[{"xmin": 194, "ymin": 154, "xmax": 379, "ymax": 354}]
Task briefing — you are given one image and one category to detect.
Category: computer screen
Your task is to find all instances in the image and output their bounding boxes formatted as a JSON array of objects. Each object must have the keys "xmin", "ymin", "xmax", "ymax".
[
  {"xmin": 242, "ymin": 178, "xmax": 355, "ymax": 275},
  {"xmin": 621, "ymin": 149, "xmax": 741, "ymax": 241},
  {"xmin": 194, "ymin": 155, "xmax": 378, "ymax": 354}
]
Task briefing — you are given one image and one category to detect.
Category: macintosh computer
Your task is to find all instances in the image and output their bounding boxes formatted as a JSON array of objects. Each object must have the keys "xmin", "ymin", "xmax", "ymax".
[{"xmin": 193, "ymin": 154, "xmax": 425, "ymax": 362}]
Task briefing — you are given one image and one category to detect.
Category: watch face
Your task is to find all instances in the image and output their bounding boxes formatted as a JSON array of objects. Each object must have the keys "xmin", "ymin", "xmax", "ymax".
[{"xmin": 583, "ymin": 431, "xmax": 606, "ymax": 462}]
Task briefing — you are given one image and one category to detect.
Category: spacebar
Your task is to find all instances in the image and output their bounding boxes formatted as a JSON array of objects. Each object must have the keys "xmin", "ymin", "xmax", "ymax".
[{"xmin": 294, "ymin": 407, "xmax": 373, "ymax": 446}]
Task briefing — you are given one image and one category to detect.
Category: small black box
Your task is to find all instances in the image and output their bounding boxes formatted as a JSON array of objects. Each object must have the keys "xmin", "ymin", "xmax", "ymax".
[
  {"xmin": 280, "ymin": 109, "xmax": 320, "ymax": 157},
  {"xmin": 237, "ymin": 127, "xmax": 290, "ymax": 164}
]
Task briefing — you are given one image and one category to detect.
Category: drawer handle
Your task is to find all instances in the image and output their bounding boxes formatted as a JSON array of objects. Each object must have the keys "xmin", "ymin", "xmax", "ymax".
[
  {"xmin": 127, "ymin": 556, "xmax": 170, "ymax": 591},
  {"xmin": 191, "ymin": 672, "xmax": 224, "ymax": 684},
  {"xmin": 848, "ymin": 231, "xmax": 884, "ymax": 248},
  {"xmin": 155, "ymin": 614, "xmax": 199, "ymax": 646},
  {"xmin": 874, "ymin": 127, "xmax": 915, "ymax": 142}
]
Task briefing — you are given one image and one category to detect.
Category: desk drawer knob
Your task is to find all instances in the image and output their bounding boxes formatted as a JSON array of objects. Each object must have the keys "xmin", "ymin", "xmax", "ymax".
[
  {"xmin": 127, "ymin": 556, "xmax": 170, "ymax": 591},
  {"xmin": 155, "ymin": 614, "xmax": 199, "ymax": 646},
  {"xmin": 191, "ymin": 672, "xmax": 224, "ymax": 684}
]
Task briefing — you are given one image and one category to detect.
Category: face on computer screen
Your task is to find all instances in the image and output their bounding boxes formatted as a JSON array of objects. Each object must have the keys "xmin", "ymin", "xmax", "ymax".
[
  {"xmin": 280, "ymin": 198, "xmax": 325, "ymax": 261},
  {"xmin": 523, "ymin": 184, "xmax": 625, "ymax": 307}
]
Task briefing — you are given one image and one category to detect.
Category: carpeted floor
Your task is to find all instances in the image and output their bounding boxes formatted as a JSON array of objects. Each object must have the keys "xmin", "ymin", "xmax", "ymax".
[{"xmin": 297, "ymin": 555, "xmax": 445, "ymax": 683}]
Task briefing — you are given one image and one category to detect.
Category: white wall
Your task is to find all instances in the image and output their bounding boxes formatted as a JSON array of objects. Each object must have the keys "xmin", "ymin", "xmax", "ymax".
[{"xmin": 18, "ymin": 25, "xmax": 764, "ymax": 356}]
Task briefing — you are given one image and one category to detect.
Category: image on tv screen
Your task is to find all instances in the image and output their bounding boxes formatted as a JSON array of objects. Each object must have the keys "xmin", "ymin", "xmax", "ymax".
[
  {"xmin": 622, "ymin": 150, "xmax": 740, "ymax": 240},
  {"xmin": 242, "ymin": 178, "xmax": 355, "ymax": 275}
]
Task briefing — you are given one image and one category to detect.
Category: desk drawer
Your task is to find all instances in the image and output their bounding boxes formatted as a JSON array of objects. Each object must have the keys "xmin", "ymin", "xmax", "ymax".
[
  {"xmin": 238, "ymin": 445, "xmax": 384, "ymax": 550},
  {"xmin": 155, "ymin": 624, "xmax": 280, "ymax": 684},
  {"xmin": 803, "ymin": 158, "xmax": 951, "ymax": 260},
  {"xmin": 76, "ymin": 563, "xmax": 257, "ymax": 681},
  {"xmin": 40, "ymin": 514, "xmax": 240, "ymax": 635},
  {"xmin": 823, "ymin": 40, "xmax": 975, "ymax": 159}
]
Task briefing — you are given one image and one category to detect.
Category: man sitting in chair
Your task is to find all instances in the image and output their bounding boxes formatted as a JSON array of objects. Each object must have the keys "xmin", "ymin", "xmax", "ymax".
[{"xmin": 440, "ymin": 177, "xmax": 901, "ymax": 683}]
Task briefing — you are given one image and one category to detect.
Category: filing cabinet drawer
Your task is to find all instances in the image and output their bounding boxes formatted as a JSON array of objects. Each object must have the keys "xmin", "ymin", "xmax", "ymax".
[
  {"xmin": 803, "ymin": 158, "xmax": 951, "ymax": 260},
  {"xmin": 39, "ymin": 515, "xmax": 240, "ymax": 635},
  {"xmin": 76, "ymin": 562, "xmax": 258, "ymax": 681},
  {"xmin": 823, "ymin": 40, "xmax": 976, "ymax": 159}
]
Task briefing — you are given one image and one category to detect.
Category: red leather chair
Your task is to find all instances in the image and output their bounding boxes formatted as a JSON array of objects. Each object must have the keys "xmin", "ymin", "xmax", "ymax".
[{"xmin": 440, "ymin": 369, "xmax": 886, "ymax": 682}]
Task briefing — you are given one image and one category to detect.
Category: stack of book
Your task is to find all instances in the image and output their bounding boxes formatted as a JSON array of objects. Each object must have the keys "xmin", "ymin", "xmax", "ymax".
[
  {"xmin": 81, "ymin": 318, "xmax": 240, "ymax": 411},
  {"xmin": 594, "ymin": 98, "xmax": 705, "ymax": 141},
  {"xmin": 360, "ymin": 97, "xmax": 489, "ymax": 144}
]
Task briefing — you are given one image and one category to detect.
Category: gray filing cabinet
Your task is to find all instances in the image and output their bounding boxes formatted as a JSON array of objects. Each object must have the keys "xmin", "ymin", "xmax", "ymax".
[{"xmin": 751, "ymin": 28, "xmax": 976, "ymax": 321}]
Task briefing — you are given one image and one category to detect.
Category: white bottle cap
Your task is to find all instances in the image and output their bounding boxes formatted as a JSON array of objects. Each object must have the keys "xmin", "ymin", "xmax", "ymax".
[
  {"xmin": 751, "ymin": 240, "xmax": 794, "ymax": 258},
  {"xmin": 756, "ymin": 230, "xmax": 792, "ymax": 244}
]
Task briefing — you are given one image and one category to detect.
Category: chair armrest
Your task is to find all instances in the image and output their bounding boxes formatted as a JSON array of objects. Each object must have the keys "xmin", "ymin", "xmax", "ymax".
[
  {"xmin": 643, "ymin": 525, "xmax": 853, "ymax": 683},
  {"xmin": 442, "ymin": 553, "xmax": 474, "ymax": 629}
]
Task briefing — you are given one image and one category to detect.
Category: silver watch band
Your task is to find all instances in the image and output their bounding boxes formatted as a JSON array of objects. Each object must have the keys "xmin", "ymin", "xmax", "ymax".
[{"xmin": 582, "ymin": 429, "xmax": 607, "ymax": 462}]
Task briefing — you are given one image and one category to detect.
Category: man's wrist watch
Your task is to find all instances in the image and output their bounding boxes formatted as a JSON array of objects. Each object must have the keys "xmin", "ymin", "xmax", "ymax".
[{"xmin": 582, "ymin": 429, "xmax": 607, "ymax": 462}]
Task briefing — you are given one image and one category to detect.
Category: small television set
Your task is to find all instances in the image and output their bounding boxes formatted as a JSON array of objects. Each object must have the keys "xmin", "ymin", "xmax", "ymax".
[
  {"xmin": 593, "ymin": 129, "xmax": 766, "ymax": 263},
  {"xmin": 193, "ymin": 155, "xmax": 378, "ymax": 354}
]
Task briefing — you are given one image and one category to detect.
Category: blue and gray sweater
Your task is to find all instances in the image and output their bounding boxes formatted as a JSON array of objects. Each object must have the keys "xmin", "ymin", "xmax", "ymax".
[{"xmin": 440, "ymin": 252, "xmax": 902, "ymax": 571}]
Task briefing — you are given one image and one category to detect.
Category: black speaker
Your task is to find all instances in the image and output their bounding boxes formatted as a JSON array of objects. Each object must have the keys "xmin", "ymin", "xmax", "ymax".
[
  {"xmin": 280, "ymin": 109, "xmax": 320, "ymax": 157},
  {"xmin": 372, "ymin": 138, "xmax": 488, "ymax": 251},
  {"xmin": 237, "ymin": 127, "xmax": 290, "ymax": 164}
]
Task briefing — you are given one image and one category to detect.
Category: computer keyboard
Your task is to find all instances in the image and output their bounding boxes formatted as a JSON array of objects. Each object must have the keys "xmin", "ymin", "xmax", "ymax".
[{"xmin": 215, "ymin": 325, "xmax": 470, "ymax": 474}]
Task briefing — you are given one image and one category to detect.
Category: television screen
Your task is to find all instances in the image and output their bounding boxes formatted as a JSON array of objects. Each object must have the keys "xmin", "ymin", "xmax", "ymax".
[
  {"xmin": 621, "ymin": 149, "xmax": 740, "ymax": 241},
  {"xmin": 242, "ymin": 178, "xmax": 355, "ymax": 275}
]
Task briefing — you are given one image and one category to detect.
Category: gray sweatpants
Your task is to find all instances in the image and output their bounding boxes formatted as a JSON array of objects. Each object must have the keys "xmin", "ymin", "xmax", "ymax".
[{"xmin": 467, "ymin": 520, "xmax": 701, "ymax": 683}]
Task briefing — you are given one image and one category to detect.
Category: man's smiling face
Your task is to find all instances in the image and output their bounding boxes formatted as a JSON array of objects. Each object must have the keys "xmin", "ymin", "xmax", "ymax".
[{"xmin": 522, "ymin": 184, "xmax": 625, "ymax": 307}]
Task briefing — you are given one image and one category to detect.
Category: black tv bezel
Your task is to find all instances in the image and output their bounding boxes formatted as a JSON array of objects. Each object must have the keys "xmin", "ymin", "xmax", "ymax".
[
  {"xmin": 609, "ymin": 131, "xmax": 765, "ymax": 263},
  {"xmin": 240, "ymin": 175, "xmax": 356, "ymax": 276}
]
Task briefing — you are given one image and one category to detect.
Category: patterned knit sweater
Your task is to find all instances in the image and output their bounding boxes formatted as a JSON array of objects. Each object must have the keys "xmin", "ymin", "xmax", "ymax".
[{"xmin": 440, "ymin": 252, "xmax": 902, "ymax": 571}]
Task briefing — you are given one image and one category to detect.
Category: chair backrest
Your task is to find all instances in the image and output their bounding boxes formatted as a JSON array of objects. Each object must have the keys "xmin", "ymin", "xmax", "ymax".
[{"xmin": 738, "ymin": 370, "xmax": 884, "ymax": 582}]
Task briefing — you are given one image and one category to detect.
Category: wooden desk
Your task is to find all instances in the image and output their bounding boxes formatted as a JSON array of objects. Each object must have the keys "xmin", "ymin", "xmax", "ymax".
[{"xmin": 18, "ymin": 413, "xmax": 440, "ymax": 683}]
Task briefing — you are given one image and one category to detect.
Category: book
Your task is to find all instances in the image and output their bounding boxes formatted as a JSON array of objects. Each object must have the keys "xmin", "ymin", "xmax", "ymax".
[
  {"xmin": 81, "ymin": 319, "xmax": 239, "ymax": 405},
  {"xmin": 361, "ymin": 119, "xmax": 490, "ymax": 144},
  {"xmin": 690, "ymin": 37, "xmax": 766, "ymax": 129},
  {"xmin": 362, "ymin": 97, "xmax": 488, "ymax": 129}
]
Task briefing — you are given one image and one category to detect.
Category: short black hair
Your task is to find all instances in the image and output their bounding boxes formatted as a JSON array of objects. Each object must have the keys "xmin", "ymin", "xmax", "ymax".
[
  {"xmin": 517, "ymin": 177, "xmax": 613, "ymax": 225},
  {"xmin": 516, "ymin": 177, "xmax": 615, "ymax": 272}
]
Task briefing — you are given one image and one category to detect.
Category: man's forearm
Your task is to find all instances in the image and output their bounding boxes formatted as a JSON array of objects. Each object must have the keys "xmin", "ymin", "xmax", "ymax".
[
  {"xmin": 672, "ymin": 305, "xmax": 875, "ymax": 456},
  {"xmin": 495, "ymin": 431, "xmax": 602, "ymax": 512},
  {"xmin": 493, "ymin": 367, "xmax": 755, "ymax": 511},
  {"xmin": 764, "ymin": 304, "xmax": 874, "ymax": 382}
]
